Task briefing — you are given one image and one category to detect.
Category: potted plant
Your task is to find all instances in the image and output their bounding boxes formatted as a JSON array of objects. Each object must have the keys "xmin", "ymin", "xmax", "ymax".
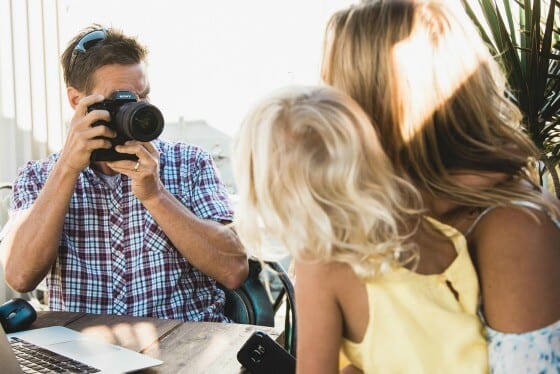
[{"xmin": 461, "ymin": 0, "xmax": 560, "ymax": 197}]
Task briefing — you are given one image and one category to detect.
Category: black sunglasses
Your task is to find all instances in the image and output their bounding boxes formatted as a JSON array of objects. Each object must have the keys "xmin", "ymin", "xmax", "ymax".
[{"xmin": 69, "ymin": 29, "xmax": 107, "ymax": 77}]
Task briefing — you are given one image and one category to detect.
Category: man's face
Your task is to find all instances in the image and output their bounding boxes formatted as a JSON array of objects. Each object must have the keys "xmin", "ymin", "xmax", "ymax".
[{"xmin": 89, "ymin": 62, "xmax": 150, "ymax": 102}]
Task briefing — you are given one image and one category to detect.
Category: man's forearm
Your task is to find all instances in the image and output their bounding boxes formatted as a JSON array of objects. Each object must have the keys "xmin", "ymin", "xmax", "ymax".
[
  {"xmin": 2, "ymin": 163, "xmax": 79, "ymax": 292},
  {"xmin": 141, "ymin": 188, "xmax": 248, "ymax": 289}
]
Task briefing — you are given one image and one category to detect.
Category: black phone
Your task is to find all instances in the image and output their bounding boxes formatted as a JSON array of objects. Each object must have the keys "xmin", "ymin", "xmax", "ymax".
[{"xmin": 237, "ymin": 331, "xmax": 296, "ymax": 374}]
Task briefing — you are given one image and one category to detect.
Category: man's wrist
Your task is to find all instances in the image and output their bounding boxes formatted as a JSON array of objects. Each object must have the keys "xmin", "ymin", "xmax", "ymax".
[
  {"xmin": 52, "ymin": 159, "xmax": 82, "ymax": 181},
  {"xmin": 139, "ymin": 187, "xmax": 167, "ymax": 210}
]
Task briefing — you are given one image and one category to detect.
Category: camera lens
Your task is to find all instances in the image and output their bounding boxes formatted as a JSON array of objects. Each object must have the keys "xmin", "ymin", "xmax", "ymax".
[
  {"xmin": 133, "ymin": 108, "xmax": 160, "ymax": 134},
  {"xmin": 115, "ymin": 102, "xmax": 164, "ymax": 142}
]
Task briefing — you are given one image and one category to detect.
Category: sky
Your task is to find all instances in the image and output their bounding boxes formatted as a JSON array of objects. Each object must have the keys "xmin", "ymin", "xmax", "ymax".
[
  {"xmin": 58, "ymin": 0, "xmax": 355, "ymax": 137},
  {"xmin": 0, "ymin": 0, "xmax": 354, "ymax": 182}
]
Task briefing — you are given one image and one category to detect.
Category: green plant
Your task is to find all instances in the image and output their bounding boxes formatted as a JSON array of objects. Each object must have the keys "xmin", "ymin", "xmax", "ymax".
[{"xmin": 461, "ymin": 0, "xmax": 560, "ymax": 197}]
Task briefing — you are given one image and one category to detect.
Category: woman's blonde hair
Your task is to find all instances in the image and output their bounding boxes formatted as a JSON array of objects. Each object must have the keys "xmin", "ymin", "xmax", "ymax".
[
  {"xmin": 232, "ymin": 86, "xmax": 422, "ymax": 279},
  {"xmin": 322, "ymin": 0, "xmax": 554, "ymax": 212}
]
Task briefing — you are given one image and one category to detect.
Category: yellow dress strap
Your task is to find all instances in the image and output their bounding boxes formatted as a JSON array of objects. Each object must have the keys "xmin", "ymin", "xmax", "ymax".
[{"xmin": 424, "ymin": 216, "xmax": 479, "ymax": 313}]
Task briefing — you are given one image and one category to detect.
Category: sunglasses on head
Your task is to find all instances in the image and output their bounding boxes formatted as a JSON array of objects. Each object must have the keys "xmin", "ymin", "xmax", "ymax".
[
  {"xmin": 74, "ymin": 29, "xmax": 107, "ymax": 52},
  {"xmin": 69, "ymin": 29, "xmax": 107, "ymax": 77}
]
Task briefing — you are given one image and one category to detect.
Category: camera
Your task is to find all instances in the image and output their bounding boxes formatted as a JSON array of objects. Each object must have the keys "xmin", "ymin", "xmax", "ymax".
[{"xmin": 88, "ymin": 90, "xmax": 164, "ymax": 161}]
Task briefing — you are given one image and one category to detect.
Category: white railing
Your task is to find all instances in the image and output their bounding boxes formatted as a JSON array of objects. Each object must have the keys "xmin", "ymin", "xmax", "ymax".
[{"xmin": 0, "ymin": 0, "xmax": 66, "ymax": 183}]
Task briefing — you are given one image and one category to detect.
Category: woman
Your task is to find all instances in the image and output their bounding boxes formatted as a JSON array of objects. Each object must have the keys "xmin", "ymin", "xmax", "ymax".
[
  {"xmin": 232, "ymin": 85, "xmax": 487, "ymax": 373},
  {"xmin": 321, "ymin": 0, "xmax": 560, "ymax": 371}
]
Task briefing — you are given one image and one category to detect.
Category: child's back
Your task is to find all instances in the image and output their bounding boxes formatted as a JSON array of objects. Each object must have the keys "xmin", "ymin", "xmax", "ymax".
[
  {"xmin": 316, "ymin": 218, "xmax": 487, "ymax": 372},
  {"xmin": 232, "ymin": 86, "xmax": 488, "ymax": 373}
]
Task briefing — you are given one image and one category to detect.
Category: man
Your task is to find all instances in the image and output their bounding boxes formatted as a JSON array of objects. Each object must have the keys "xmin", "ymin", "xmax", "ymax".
[{"xmin": 0, "ymin": 25, "xmax": 248, "ymax": 322}]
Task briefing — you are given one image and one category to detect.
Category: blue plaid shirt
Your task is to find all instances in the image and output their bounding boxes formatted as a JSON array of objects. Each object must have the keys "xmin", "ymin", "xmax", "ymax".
[{"xmin": 11, "ymin": 139, "xmax": 233, "ymax": 321}]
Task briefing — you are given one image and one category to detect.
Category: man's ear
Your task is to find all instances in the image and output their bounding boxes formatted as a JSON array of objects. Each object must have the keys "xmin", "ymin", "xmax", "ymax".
[{"xmin": 67, "ymin": 86, "xmax": 84, "ymax": 110}]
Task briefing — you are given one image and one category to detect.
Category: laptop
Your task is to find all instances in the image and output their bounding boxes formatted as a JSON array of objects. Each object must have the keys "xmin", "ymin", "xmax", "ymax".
[{"xmin": 0, "ymin": 325, "xmax": 162, "ymax": 373}]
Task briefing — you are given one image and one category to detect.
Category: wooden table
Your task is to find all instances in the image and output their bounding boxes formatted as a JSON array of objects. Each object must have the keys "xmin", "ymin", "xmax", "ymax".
[{"xmin": 32, "ymin": 311, "xmax": 280, "ymax": 373}]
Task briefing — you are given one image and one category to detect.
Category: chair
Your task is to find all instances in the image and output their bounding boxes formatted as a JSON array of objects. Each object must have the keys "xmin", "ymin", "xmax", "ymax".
[
  {"xmin": 0, "ymin": 183, "xmax": 48, "ymax": 308},
  {"xmin": 0, "ymin": 183, "xmax": 14, "ymax": 304},
  {"xmin": 219, "ymin": 258, "xmax": 297, "ymax": 356},
  {"xmin": 0, "ymin": 183, "xmax": 12, "ymax": 229}
]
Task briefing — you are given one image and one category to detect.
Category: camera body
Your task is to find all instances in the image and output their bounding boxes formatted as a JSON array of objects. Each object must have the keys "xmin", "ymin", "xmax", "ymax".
[{"xmin": 88, "ymin": 90, "xmax": 164, "ymax": 161}]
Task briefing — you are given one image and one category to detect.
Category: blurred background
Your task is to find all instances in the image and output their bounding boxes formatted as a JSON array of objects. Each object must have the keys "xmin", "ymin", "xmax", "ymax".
[
  {"xmin": 0, "ymin": 0, "xmax": 354, "ymax": 304},
  {"xmin": 0, "ymin": 0, "xmax": 354, "ymax": 191}
]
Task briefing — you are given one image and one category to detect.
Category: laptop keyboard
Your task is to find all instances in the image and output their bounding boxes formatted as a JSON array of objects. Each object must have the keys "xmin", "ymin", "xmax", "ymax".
[{"xmin": 9, "ymin": 336, "xmax": 100, "ymax": 373}]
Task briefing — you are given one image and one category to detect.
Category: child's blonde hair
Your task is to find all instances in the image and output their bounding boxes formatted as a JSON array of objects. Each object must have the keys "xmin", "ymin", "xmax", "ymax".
[{"xmin": 232, "ymin": 86, "xmax": 422, "ymax": 279}]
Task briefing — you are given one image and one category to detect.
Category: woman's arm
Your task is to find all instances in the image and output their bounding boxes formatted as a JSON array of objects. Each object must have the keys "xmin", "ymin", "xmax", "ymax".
[
  {"xmin": 472, "ymin": 205, "xmax": 560, "ymax": 332},
  {"xmin": 295, "ymin": 261, "xmax": 343, "ymax": 374}
]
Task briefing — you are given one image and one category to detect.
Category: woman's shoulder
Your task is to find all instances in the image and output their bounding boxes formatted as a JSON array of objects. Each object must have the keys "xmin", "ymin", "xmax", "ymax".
[
  {"xmin": 471, "ymin": 183, "xmax": 560, "ymax": 259},
  {"xmin": 471, "ymin": 197, "xmax": 560, "ymax": 333},
  {"xmin": 472, "ymin": 197, "xmax": 560, "ymax": 244}
]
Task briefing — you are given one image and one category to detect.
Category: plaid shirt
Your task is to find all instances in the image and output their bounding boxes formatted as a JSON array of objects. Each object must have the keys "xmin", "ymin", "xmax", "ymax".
[{"xmin": 11, "ymin": 139, "xmax": 233, "ymax": 322}]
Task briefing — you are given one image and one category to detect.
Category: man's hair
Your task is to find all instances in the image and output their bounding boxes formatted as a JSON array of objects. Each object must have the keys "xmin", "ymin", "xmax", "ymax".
[
  {"xmin": 61, "ymin": 24, "xmax": 148, "ymax": 93},
  {"xmin": 321, "ymin": 0, "xmax": 552, "ymax": 212},
  {"xmin": 232, "ymin": 85, "xmax": 423, "ymax": 280}
]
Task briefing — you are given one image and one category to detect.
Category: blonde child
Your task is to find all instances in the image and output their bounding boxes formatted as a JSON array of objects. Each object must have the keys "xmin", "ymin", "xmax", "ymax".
[{"xmin": 232, "ymin": 86, "xmax": 487, "ymax": 373}]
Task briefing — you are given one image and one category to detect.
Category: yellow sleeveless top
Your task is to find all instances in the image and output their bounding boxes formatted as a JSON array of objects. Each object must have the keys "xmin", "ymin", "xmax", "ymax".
[{"xmin": 341, "ymin": 217, "xmax": 488, "ymax": 373}]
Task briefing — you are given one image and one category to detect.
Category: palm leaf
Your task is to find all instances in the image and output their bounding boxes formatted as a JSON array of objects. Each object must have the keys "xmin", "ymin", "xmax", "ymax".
[{"xmin": 464, "ymin": 0, "xmax": 560, "ymax": 196}]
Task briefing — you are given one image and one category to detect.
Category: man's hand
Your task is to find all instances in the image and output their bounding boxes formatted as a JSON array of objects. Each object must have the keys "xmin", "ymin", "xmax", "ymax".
[
  {"xmin": 107, "ymin": 141, "xmax": 162, "ymax": 202},
  {"xmin": 108, "ymin": 141, "xmax": 248, "ymax": 288},
  {"xmin": 2, "ymin": 93, "xmax": 118, "ymax": 292},
  {"xmin": 58, "ymin": 94, "xmax": 116, "ymax": 175}
]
